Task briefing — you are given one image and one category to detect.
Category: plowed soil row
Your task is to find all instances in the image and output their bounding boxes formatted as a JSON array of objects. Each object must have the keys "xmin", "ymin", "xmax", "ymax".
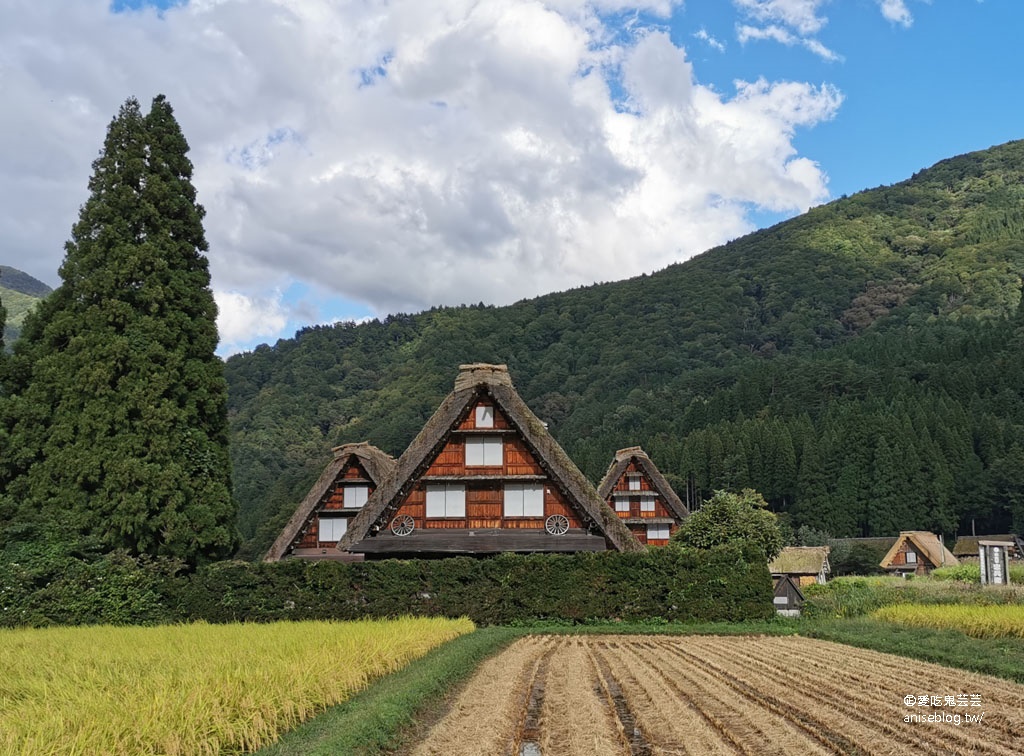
[{"xmin": 410, "ymin": 635, "xmax": 1024, "ymax": 756}]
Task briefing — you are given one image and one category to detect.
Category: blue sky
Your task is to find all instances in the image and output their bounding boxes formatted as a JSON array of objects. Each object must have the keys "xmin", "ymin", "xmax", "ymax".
[{"xmin": 2, "ymin": 1, "xmax": 1022, "ymax": 355}]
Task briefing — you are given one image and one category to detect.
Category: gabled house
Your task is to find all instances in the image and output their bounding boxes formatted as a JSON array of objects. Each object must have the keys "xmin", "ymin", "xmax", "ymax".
[
  {"xmin": 336, "ymin": 364, "xmax": 642, "ymax": 558},
  {"xmin": 596, "ymin": 446, "xmax": 689, "ymax": 546},
  {"xmin": 953, "ymin": 534, "xmax": 1023, "ymax": 561},
  {"xmin": 879, "ymin": 531, "xmax": 958, "ymax": 576},
  {"xmin": 772, "ymin": 574, "xmax": 805, "ymax": 616},
  {"xmin": 264, "ymin": 442, "xmax": 396, "ymax": 562},
  {"xmin": 769, "ymin": 546, "xmax": 831, "ymax": 587}
]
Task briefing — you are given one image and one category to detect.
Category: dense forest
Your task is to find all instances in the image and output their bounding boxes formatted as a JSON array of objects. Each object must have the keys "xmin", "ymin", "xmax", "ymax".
[
  {"xmin": 0, "ymin": 267, "xmax": 50, "ymax": 347},
  {"xmin": 225, "ymin": 140, "xmax": 1024, "ymax": 560}
]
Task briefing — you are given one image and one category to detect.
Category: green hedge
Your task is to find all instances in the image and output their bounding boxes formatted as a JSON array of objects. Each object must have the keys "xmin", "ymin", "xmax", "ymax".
[{"xmin": 1, "ymin": 545, "xmax": 773, "ymax": 627}]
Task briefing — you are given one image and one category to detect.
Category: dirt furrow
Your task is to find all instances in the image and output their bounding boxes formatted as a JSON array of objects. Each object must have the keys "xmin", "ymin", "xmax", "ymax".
[
  {"xmin": 539, "ymin": 638, "xmax": 625, "ymax": 756},
  {"xmin": 411, "ymin": 636, "xmax": 553, "ymax": 756},
  {"xmin": 590, "ymin": 646, "xmax": 652, "ymax": 755},
  {"xmin": 718, "ymin": 637, "xmax": 1024, "ymax": 747},
  {"xmin": 588, "ymin": 641, "xmax": 743, "ymax": 756},
  {"xmin": 675, "ymin": 637, "xmax": 1017, "ymax": 756},
  {"xmin": 610, "ymin": 638, "xmax": 833, "ymax": 755}
]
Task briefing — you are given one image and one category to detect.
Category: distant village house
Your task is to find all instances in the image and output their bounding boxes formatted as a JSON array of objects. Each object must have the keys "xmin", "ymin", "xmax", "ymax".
[
  {"xmin": 264, "ymin": 442, "xmax": 396, "ymax": 562},
  {"xmin": 596, "ymin": 446, "xmax": 689, "ymax": 546},
  {"xmin": 879, "ymin": 531, "xmax": 958, "ymax": 576}
]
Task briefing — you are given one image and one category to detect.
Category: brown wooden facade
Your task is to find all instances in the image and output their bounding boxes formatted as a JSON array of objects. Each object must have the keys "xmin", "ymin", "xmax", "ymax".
[
  {"xmin": 263, "ymin": 442, "xmax": 396, "ymax": 562},
  {"xmin": 292, "ymin": 458, "xmax": 379, "ymax": 553},
  {"xmin": 597, "ymin": 447, "xmax": 689, "ymax": 547},
  {"xmin": 880, "ymin": 531, "xmax": 958, "ymax": 576},
  {"xmin": 387, "ymin": 401, "xmax": 584, "ymax": 534},
  {"xmin": 337, "ymin": 364, "xmax": 641, "ymax": 557}
]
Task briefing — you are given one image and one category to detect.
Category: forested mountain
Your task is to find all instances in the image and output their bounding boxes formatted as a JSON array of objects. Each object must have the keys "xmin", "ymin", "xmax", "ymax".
[
  {"xmin": 225, "ymin": 140, "xmax": 1024, "ymax": 560},
  {"xmin": 0, "ymin": 267, "xmax": 51, "ymax": 347}
]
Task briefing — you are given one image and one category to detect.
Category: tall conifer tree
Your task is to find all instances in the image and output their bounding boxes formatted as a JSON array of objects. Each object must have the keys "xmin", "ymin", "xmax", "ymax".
[{"xmin": 0, "ymin": 96, "xmax": 237, "ymax": 565}]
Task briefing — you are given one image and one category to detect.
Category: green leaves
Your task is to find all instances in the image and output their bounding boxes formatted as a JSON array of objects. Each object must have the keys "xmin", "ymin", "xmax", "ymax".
[
  {"xmin": 0, "ymin": 96, "xmax": 236, "ymax": 567},
  {"xmin": 672, "ymin": 489, "xmax": 784, "ymax": 561}
]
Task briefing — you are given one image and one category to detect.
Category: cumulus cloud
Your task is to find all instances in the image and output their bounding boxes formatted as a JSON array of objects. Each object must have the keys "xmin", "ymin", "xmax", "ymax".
[
  {"xmin": 2, "ymin": 0, "xmax": 841, "ymax": 351},
  {"xmin": 213, "ymin": 290, "xmax": 289, "ymax": 356},
  {"xmin": 878, "ymin": 0, "xmax": 913, "ymax": 27},
  {"xmin": 733, "ymin": 0, "xmax": 828, "ymax": 35}
]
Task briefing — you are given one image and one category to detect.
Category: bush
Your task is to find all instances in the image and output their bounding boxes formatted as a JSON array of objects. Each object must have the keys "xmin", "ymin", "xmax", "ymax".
[
  {"xmin": 0, "ymin": 550, "xmax": 179, "ymax": 627},
  {"xmin": 2, "ymin": 545, "xmax": 774, "ymax": 627},
  {"xmin": 168, "ymin": 545, "xmax": 774, "ymax": 626}
]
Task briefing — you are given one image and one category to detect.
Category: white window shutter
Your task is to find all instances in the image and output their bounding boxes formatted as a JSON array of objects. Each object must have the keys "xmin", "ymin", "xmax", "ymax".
[
  {"xmin": 426, "ymin": 485, "xmax": 446, "ymax": 517},
  {"xmin": 346, "ymin": 485, "xmax": 369, "ymax": 508}
]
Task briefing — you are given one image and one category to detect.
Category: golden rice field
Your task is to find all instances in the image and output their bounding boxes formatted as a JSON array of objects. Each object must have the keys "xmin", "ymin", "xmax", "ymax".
[
  {"xmin": 873, "ymin": 604, "xmax": 1024, "ymax": 639},
  {"xmin": 0, "ymin": 617, "xmax": 473, "ymax": 756}
]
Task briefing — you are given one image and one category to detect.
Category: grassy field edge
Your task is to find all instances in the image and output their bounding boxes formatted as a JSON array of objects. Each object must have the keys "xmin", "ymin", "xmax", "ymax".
[
  {"xmin": 256, "ymin": 626, "xmax": 524, "ymax": 756},
  {"xmin": 803, "ymin": 618, "xmax": 1024, "ymax": 684}
]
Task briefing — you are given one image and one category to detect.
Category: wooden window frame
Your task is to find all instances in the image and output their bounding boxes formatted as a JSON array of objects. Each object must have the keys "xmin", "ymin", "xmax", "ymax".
[
  {"xmin": 425, "ymin": 483, "xmax": 466, "ymax": 518},
  {"xmin": 465, "ymin": 436, "xmax": 503, "ymax": 466},
  {"xmin": 475, "ymin": 405, "xmax": 495, "ymax": 428},
  {"xmin": 647, "ymin": 524, "xmax": 670, "ymax": 540},
  {"xmin": 319, "ymin": 517, "xmax": 348, "ymax": 542},
  {"xmin": 345, "ymin": 484, "xmax": 369, "ymax": 508},
  {"xmin": 504, "ymin": 483, "xmax": 544, "ymax": 517}
]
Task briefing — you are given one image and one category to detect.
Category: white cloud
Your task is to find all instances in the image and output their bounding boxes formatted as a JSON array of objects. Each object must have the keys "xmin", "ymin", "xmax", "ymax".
[
  {"xmin": 2, "ymin": 0, "xmax": 841, "ymax": 350},
  {"xmin": 213, "ymin": 290, "xmax": 288, "ymax": 355},
  {"xmin": 737, "ymin": 23, "xmax": 840, "ymax": 61},
  {"xmin": 733, "ymin": 0, "xmax": 828, "ymax": 35},
  {"xmin": 694, "ymin": 28, "xmax": 726, "ymax": 52},
  {"xmin": 878, "ymin": 0, "xmax": 913, "ymax": 27}
]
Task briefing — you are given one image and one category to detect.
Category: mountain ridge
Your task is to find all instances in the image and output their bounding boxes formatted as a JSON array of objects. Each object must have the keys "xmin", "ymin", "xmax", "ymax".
[{"xmin": 0, "ymin": 266, "xmax": 52, "ymax": 346}]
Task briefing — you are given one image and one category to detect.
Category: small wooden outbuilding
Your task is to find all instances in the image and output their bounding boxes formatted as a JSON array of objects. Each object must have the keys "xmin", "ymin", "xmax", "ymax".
[
  {"xmin": 596, "ymin": 446, "xmax": 689, "ymax": 546},
  {"xmin": 772, "ymin": 575, "xmax": 805, "ymax": 616},
  {"xmin": 769, "ymin": 546, "xmax": 831, "ymax": 587},
  {"xmin": 336, "ymin": 364, "xmax": 641, "ymax": 558},
  {"xmin": 263, "ymin": 442, "xmax": 396, "ymax": 562},
  {"xmin": 879, "ymin": 531, "xmax": 958, "ymax": 576}
]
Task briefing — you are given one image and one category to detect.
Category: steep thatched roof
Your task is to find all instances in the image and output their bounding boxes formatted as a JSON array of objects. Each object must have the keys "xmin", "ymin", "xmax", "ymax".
[
  {"xmin": 337, "ymin": 364, "xmax": 643, "ymax": 554},
  {"xmin": 769, "ymin": 546, "xmax": 830, "ymax": 576},
  {"xmin": 880, "ymin": 531, "xmax": 958, "ymax": 570},
  {"xmin": 596, "ymin": 446, "xmax": 689, "ymax": 522},
  {"xmin": 263, "ymin": 442, "xmax": 396, "ymax": 562}
]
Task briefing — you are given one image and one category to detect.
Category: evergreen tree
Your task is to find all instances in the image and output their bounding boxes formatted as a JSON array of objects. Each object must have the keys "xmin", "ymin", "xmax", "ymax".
[{"xmin": 0, "ymin": 96, "xmax": 237, "ymax": 566}]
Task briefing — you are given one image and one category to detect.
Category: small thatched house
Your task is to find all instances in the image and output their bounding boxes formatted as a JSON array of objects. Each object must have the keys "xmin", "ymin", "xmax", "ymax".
[
  {"xmin": 953, "ymin": 534, "xmax": 1023, "ymax": 561},
  {"xmin": 769, "ymin": 546, "xmax": 831, "ymax": 587},
  {"xmin": 263, "ymin": 442, "xmax": 396, "ymax": 562},
  {"xmin": 880, "ymin": 531, "xmax": 958, "ymax": 576},
  {"xmin": 596, "ymin": 446, "xmax": 689, "ymax": 546},
  {"xmin": 336, "ymin": 364, "xmax": 642, "ymax": 558}
]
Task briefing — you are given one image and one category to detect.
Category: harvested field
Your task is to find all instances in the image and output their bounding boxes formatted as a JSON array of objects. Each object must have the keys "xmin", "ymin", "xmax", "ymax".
[{"xmin": 411, "ymin": 635, "xmax": 1024, "ymax": 755}]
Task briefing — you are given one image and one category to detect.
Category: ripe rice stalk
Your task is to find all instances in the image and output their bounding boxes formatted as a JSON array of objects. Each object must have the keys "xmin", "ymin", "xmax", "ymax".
[
  {"xmin": 873, "ymin": 604, "xmax": 1024, "ymax": 639},
  {"xmin": 0, "ymin": 616, "xmax": 472, "ymax": 755}
]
